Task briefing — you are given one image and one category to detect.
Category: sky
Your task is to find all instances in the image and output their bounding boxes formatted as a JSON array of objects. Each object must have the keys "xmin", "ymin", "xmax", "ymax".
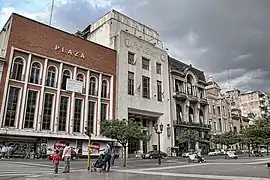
[{"xmin": 0, "ymin": 0, "xmax": 270, "ymax": 94}]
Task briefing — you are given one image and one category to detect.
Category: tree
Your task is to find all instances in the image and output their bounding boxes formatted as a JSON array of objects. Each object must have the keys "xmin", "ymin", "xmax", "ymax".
[
  {"xmin": 177, "ymin": 129, "xmax": 201, "ymax": 151},
  {"xmin": 100, "ymin": 118, "xmax": 150, "ymax": 167},
  {"xmin": 212, "ymin": 131, "xmax": 238, "ymax": 150},
  {"xmin": 242, "ymin": 116, "xmax": 270, "ymax": 155}
]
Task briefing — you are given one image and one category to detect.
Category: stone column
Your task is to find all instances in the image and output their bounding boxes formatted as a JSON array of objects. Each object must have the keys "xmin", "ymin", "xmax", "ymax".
[
  {"xmin": 37, "ymin": 58, "xmax": 48, "ymax": 131},
  {"xmin": 96, "ymin": 74, "xmax": 102, "ymax": 136},
  {"xmin": 54, "ymin": 63, "xmax": 63, "ymax": 132},
  {"xmin": 84, "ymin": 70, "xmax": 90, "ymax": 133},
  {"xmin": 19, "ymin": 54, "xmax": 32, "ymax": 129},
  {"xmin": 69, "ymin": 67, "xmax": 77, "ymax": 134}
]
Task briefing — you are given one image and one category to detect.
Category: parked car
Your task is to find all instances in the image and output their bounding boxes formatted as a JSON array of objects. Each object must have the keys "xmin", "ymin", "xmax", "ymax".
[
  {"xmin": 225, "ymin": 151, "xmax": 238, "ymax": 159},
  {"xmin": 260, "ymin": 148, "xmax": 267, "ymax": 153},
  {"xmin": 182, "ymin": 152, "xmax": 192, "ymax": 158},
  {"xmin": 48, "ymin": 147, "xmax": 77, "ymax": 160},
  {"xmin": 208, "ymin": 150, "xmax": 221, "ymax": 156},
  {"xmin": 142, "ymin": 150, "xmax": 168, "ymax": 159}
]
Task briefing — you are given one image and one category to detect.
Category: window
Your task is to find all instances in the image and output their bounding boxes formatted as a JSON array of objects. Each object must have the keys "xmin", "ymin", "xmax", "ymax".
[
  {"xmin": 219, "ymin": 119, "xmax": 222, "ymax": 132},
  {"xmin": 42, "ymin": 93, "xmax": 54, "ymax": 130},
  {"xmin": 101, "ymin": 80, "xmax": 108, "ymax": 98},
  {"xmin": 74, "ymin": 99, "xmax": 83, "ymax": 133},
  {"xmin": 76, "ymin": 73, "xmax": 84, "ymax": 83},
  {"xmin": 46, "ymin": 66, "xmax": 56, "ymax": 87},
  {"xmin": 213, "ymin": 122, "xmax": 217, "ymax": 131},
  {"xmin": 89, "ymin": 77, "xmax": 97, "ymax": 96},
  {"xmin": 29, "ymin": 62, "xmax": 41, "ymax": 84},
  {"xmin": 100, "ymin": 103, "xmax": 107, "ymax": 121},
  {"xmin": 11, "ymin": 58, "xmax": 24, "ymax": 81},
  {"xmin": 157, "ymin": 81, "xmax": 162, "ymax": 101},
  {"xmin": 156, "ymin": 63, "xmax": 161, "ymax": 74},
  {"xmin": 4, "ymin": 87, "xmax": 20, "ymax": 127},
  {"xmin": 176, "ymin": 104, "xmax": 182, "ymax": 122},
  {"xmin": 61, "ymin": 70, "xmax": 71, "ymax": 90},
  {"xmin": 88, "ymin": 101, "xmax": 95, "ymax": 133},
  {"xmin": 142, "ymin": 76, "xmax": 150, "ymax": 98},
  {"xmin": 128, "ymin": 72, "xmax": 134, "ymax": 95},
  {"xmin": 128, "ymin": 52, "xmax": 135, "ymax": 64},
  {"xmin": 24, "ymin": 90, "xmax": 38, "ymax": 128},
  {"xmin": 142, "ymin": 57, "xmax": 150, "ymax": 70},
  {"xmin": 58, "ymin": 96, "xmax": 69, "ymax": 131},
  {"xmin": 187, "ymin": 75, "xmax": 193, "ymax": 95}
]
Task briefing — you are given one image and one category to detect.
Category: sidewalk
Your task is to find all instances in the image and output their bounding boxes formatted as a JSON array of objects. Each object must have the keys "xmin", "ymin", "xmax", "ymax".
[{"xmin": 24, "ymin": 170, "xmax": 150, "ymax": 180}]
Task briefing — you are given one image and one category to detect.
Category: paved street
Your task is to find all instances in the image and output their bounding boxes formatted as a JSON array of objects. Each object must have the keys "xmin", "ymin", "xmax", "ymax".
[{"xmin": 0, "ymin": 156, "xmax": 270, "ymax": 180}]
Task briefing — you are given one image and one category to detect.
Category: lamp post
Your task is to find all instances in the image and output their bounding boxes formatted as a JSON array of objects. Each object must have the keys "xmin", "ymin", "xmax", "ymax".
[{"xmin": 154, "ymin": 123, "xmax": 163, "ymax": 165}]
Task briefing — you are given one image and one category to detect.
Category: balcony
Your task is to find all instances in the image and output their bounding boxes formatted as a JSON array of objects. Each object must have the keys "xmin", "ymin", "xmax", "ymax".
[
  {"xmin": 173, "ymin": 120, "xmax": 211, "ymax": 130},
  {"xmin": 173, "ymin": 91, "xmax": 187, "ymax": 100}
]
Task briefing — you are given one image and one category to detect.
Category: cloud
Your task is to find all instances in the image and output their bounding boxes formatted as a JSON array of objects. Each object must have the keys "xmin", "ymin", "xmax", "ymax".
[{"xmin": 0, "ymin": 0, "xmax": 269, "ymax": 94}]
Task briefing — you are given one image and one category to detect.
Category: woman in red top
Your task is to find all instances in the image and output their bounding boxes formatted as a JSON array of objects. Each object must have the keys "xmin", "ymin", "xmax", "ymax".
[{"xmin": 52, "ymin": 150, "xmax": 61, "ymax": 173}]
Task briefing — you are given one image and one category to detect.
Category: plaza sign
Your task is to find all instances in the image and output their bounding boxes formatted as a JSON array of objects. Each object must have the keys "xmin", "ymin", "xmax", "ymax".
[{"xmin": 54, "ymin": 45, "xmax": 85, "ymax": 59}]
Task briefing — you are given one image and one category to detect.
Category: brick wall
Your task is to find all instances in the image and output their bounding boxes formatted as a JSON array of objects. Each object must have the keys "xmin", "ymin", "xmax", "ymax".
[{"xmin": 0, "ymin": 13, "xmax": 117, "ymax": 118}]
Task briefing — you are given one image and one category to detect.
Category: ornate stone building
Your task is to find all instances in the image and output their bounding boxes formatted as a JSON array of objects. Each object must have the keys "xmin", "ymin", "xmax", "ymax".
[
  {"xmin": 205, "ymin": 76, "xmax": 231, "ymax": 149},
  {"xmin": 169, "ymin": 57, "xmax": 210, "ymax": 154}
]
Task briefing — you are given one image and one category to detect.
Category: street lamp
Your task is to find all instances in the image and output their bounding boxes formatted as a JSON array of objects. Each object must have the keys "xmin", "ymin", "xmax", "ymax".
[{"xmin": 154, "ymin": 123, "xmax": 163, "ymax": 165}]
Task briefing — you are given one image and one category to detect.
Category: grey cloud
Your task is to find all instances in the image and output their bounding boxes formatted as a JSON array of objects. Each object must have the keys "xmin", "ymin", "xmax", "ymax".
[{"xmin": 49, "ymin": 0, "xmax": 270, "ymax": 94}]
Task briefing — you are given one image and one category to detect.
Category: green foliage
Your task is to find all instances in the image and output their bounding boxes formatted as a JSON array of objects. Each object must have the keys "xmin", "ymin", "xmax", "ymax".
[
  {"xmin": 177, "ymin": 129, "xmax": 201, "ymax": 144},
  {"xmin": 100, "ymin": 118, "xmax": 150, "ymax": 167},
  {"xmin": 241, "ymin": 116, "xmax": 270, "ymax": 146},
  {"xmin": 212, "ymin": 131, "xmax": 238, "ymax": 147},
  {"xmin": 100, "ymin": 118, "xmax": 150, "ymax": 146}
]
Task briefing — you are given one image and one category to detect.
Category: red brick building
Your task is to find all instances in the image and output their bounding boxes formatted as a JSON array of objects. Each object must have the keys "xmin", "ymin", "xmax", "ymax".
[{"xmin": 0, "ymin": 13, "xmax": 116, "ymax": 157}]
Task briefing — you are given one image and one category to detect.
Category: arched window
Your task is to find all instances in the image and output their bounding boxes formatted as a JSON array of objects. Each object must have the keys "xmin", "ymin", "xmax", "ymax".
[
  {"xmin": 29, "ymin": 62, "xmax": 41, "ymax": 84},
  {"xmin": 176, "ymin": 104, "xmax": 182, "ymax": 122},
  {"xmin": 101, "ymin": 80, "xmax": 108, "ymax": 98},
  {"xmin": 11, "ymin": 58, "xmax": 24, "ymax": 81},
  {"xmin": 61, "ymin": 70, "xmax": 71, "ymax": 90},
  {"xmin": 76, "ymin": 73, "xmax": 84, "ymax": 83},
  {"xmin": 189, "ymin": 107, "xmax": 194, "ymax": 123},
  {"xmin": 187, "ymin": 74, "xmax": 193, "ymax": 95},
  {"xmin": 199, "ymin": 110, "xmax": 204, "ymax": 125},
  {"xmin": 89, "ymin": 77, "xmax": 97, "ymax": 96},
  {"xmin": 46, "ymin": 66, "xmax": 56, "ymax": 87}
]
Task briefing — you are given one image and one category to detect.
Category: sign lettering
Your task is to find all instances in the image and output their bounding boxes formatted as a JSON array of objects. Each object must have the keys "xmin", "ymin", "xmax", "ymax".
[{"xmin": 54, "ymin": 45, "xmax": 85, "ymax": 59}]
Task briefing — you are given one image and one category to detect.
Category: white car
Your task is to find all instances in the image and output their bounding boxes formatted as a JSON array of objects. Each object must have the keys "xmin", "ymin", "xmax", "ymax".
[
  {"xmin": 225, "ymin": 151, "xmax": 238, "ymax": 159},
  {"xmin": 260, "ymin": 148, "xmax": 267, "ymax": 153},
  {"xmin": 182, "ymin": 152, "xmax": 192, "ymax": 158},
  {"xmin": 208, "ymin": 150, "xmax": 221, "ymax": 156}
]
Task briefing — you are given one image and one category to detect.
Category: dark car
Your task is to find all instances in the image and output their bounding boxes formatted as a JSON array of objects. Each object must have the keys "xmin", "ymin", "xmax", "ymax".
[
  {"xmin": 48, "ymin": 147, "xmax": 77, "ymax": 160},
  {"xmin": 142, "ymin": 150, "xmax": 168, "ymax": 159}
]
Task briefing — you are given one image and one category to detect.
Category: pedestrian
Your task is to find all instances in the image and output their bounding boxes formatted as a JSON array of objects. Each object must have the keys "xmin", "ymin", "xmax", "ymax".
[
  {"xmin": 1, "ymin": 145, "xmax": 7, "ymax": 159},
  {"xmin": 111, "ymin": 146, "xmax": 116, "ymax": 166},
  {"xmin": 62, "ymin": 142, "xmax": 71, "ymax": 173},
  {"xmin": 103, "ymin": 143, "xmax": 112, "ymax": 172},
  {"xmin": 52, "ymin": 150, "xmax": 61, "ymax": 173}
]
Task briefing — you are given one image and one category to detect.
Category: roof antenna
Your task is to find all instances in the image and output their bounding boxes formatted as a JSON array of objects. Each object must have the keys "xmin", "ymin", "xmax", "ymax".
[{"xmin": 49, "ymin": 0, "xmax": 55, "ymax": 26}]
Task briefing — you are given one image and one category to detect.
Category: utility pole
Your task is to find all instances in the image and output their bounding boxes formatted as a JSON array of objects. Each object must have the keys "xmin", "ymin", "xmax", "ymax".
[{"xmin": 49, "ymin": 0, "xmax": 55, "ymax": 26}]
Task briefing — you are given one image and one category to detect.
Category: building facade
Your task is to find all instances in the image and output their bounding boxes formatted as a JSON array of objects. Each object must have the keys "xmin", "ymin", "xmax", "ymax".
[
  {"xmin": 239, "ymin": 91, "xmax": 270, "ymax": 118},
  {"xmin": 83, "ymin": 10, "xmax": 171, "ymax": 154},
  {"xmin": 169, "ymin": 57, "xmax": 210, "ymax": 154},
  {"xmin": 0, "ymin": 14, "xmax": 116, "ymax": 157},
  {"xmin": 205, "ymin": 76, "xmax": 231, "ymax": 149}
]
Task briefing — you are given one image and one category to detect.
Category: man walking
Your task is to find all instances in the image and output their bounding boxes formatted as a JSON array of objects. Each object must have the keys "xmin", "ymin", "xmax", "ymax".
[
  {"xmin": 62, "ymin": 142, "xmax": 71, "ymax": 173},
  {"xmin": 103, "ymin": 143, "xmax": 112, "ymax": 172}
]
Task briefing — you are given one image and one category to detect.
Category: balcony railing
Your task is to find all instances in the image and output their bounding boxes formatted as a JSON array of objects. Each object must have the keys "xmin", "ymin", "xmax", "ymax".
[{"xmin": 173, "ymin": 120, "xmax": 211, "ymax": 130}]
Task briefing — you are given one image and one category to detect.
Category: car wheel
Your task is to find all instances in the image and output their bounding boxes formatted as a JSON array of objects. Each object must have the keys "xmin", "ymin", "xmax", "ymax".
[{"xmin": 149, "ymin": 155, "xmax": 153, "ymax": 159}]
